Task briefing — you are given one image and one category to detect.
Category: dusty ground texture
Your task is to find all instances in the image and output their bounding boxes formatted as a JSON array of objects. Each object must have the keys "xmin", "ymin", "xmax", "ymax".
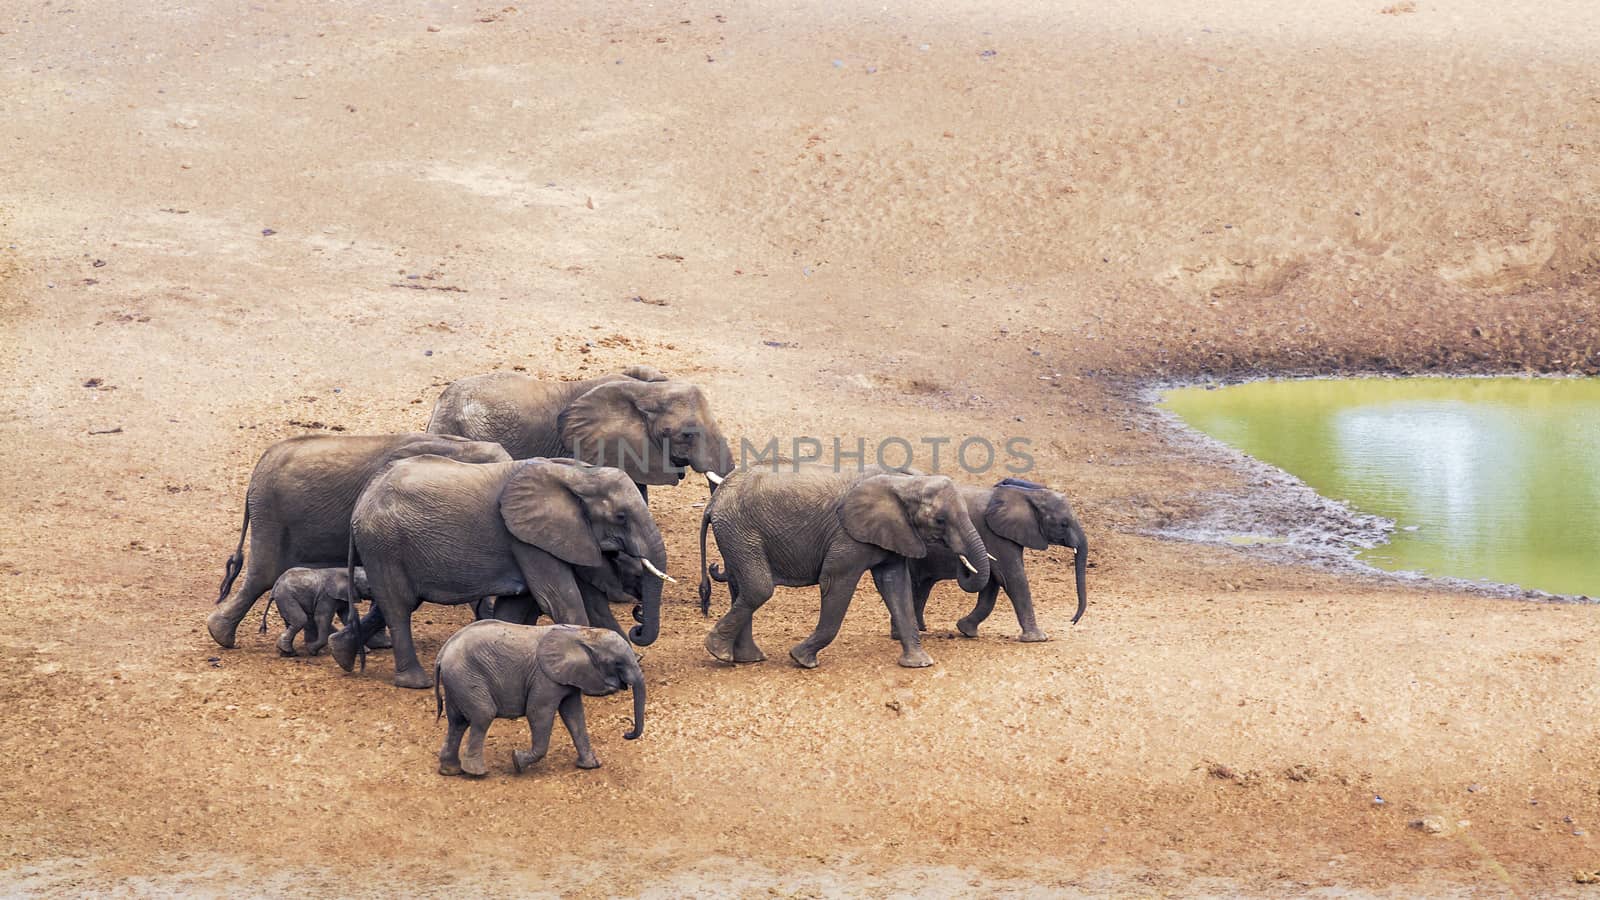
[{"xmin": 4, "ymin": 0, "xmax": 1600, "ymax": 895}]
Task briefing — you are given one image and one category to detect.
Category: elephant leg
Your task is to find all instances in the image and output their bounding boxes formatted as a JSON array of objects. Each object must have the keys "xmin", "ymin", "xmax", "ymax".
[
  {"xmin": 872, "ymin": 561, "xmax": 932, "ymax": 668},
  {"xmin": 512, "ymin": 543, "xmax": 587, "ymax": 626},
  {"xmin": 275, "ymin": 599, "xmax": 307, "ymax": 655},
  {"xmin": 361, "ymin": 605, "xmax": 392, "ymax": 650},
  {"xmin": 461, "ymin": 717, "xmax": 491, "ymax": 777},
  {"xmin": 276, "ymin": 625, "xmax": 300, "ymax": 656},
  {"xmin": 438, "ymin": 709, "xmax": 468, "ymax": 776},
  {"xmin": 888, "ymin": 579, "xmax": 935, "ymax": 640},
  {"xmin": 207, "ymin": 533, "xmax": 281, "ymax": 648},
  {"xmin": 957, "ymin": 582, "xmax": 1001, "ymax": 638},
  {"xmin": 386, "ymin": 609, "xmax": 430, "ymax": 689},
  {"xmin": 473, "ymin": 597, "xmax": 493, "ymax": 621},
  {"xmin": 557, "ymin": 692, "xmax": 600, "ymax": 769},
  {"xmin": 579, "ymin": 582, "xmax": 626, "ymax": 640},
  {"xmin": 790, "ymin": 566, "xmax": 867, "ymax": 669},
  {"xmin": 513, "ymin": 700, "xmax": 557, "ymax": 773},
  {"xmin": 492, "ymin": 594, "xmax": 538, "ymax": 625},
  {"xmin": 1001, "ymin": 573, "xmax": 1049, "ymax": 642},
  {"xmin": 306, "ymin": 600, "xmax": 338, "ymax": 655},
  {"xmin": 707, "ymin": 561, "xmax": 773, "ymax": 664}
]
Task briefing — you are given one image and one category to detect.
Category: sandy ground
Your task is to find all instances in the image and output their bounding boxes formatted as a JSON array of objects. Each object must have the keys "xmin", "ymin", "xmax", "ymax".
[{"xmin": 4, "ymin": 0, "xmax": 1600, "ymax": 895}]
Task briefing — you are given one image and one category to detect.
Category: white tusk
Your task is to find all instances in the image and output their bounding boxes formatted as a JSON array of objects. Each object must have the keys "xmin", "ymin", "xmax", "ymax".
[
  {"xmin": 987, "ymin": 553, "xmax": 998, "ymax": 561},
  {"xmin": 705, "ymin": 471, "xmax": 725, "ymax": 486},
  {"xmin": 641, "ymin": 558, "xmax": 676, "ymax": 583},
  {"xmin": 959, "ymin": 555, "xmax": 979, "ymax": 574}
]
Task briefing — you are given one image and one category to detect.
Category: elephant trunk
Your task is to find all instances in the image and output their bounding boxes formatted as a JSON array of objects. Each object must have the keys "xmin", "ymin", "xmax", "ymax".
[
  {"xmin": 952, "ymin": 518, "xmax": 991, "ymax": 592},
  {"xmin": 623, "ymin": 666, "xmax": 645, "ymax": 740},
  {"xmin": 628, "ymin": 533, "xmax": 666, "ymax": 646},
  {"xmin": 694, "ymin": 425, "xmax": 735, "ymax": 479},
  {"xmin": 1070, "ymin": 526, "xmax": 1088, "ymax": 625}
]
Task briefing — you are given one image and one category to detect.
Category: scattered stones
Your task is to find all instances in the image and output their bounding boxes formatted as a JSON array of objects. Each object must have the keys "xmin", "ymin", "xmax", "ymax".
[
  {"xmin": 631, "ymin": 295, "xmax": 669, "ymax": 306},
  {"xmin": 88, "ymin": 426, "xmax": 124, "ymax": 435},
  {"xmin": 1284, "ymin": 764, "xmax": 1318, "ymax": 783},
  {"xmin": 979, "ymin": 49, "xmax": 997, "ymax": 59},
  {"xmin": 1576, "ymin": 870, "xmax": 1600, "ymax": 885},
  {"xmin": 762, "ymin": 340, "xmax": 795, "ymax": 349},
  {"xmin": 1411, "ymin": 816, "xmax": 1446, "ymax": 834}
]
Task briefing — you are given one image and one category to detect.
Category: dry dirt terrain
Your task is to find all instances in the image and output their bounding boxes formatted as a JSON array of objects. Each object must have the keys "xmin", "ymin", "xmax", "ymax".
[{"xmin": 4, "ymin": 0, "xmax": 1600, "ymax": 895}]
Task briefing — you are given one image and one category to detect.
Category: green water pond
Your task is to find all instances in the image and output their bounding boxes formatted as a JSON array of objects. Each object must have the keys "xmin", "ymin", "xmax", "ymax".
[{"xmin": 1161, "ymin": 377, "xmax": 1600, "ymax": 597}]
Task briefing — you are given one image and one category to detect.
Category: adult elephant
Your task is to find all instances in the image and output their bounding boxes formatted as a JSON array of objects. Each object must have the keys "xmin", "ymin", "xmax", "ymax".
[
  {"xmin": 905, "ymin": 478, "xmax": 1089, "ymax": 642},
  {"xmin": 425, "ymin": 365, "xmax": 735, "ymax": 499},
  {"xmin": 207, "ymin": 433, "xmax": 511, "ymax": 650},
  {"xmin": 697, "ymin": 466, "xmax": 990, "ymax": 669},
  {"xmin": 329, "ymin": 456, "xmax": 669, "ymax": 688}
]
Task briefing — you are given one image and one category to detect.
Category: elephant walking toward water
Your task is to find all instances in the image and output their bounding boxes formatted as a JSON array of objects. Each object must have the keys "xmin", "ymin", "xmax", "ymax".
[
  {"xmin": 905, "ymin": 478, "xmax": 1089, "ymax": 641},
  {"xmin": 425, "ymin": 366, "xmax": 734, "ymax": 498},
  {"xmin": 697, "ymin": 466, "xmax": 991, "ymax": 669},
  {"xmin": 207, "ymin": 433, "xmax": 511, "ymax": 650},
  {"xmin": 330, "ymin": 456, "xmax": 669, "ymax": 689}
]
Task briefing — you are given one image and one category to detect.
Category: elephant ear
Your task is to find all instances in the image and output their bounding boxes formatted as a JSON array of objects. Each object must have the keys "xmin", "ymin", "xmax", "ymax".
[
  {"xmin": 499, "ymin": 462, "xmax": 607, "ymax": 567},
  {"xmin": 558, "ymin": 381, "xmax": 678, "ymax": 486},
  {"xmin": 620, "ymin": 364, "xmax": 669, "ymax": 383},
  {"xmin": 537, "ymin": 626, "xmax": 612, "ymax": 694},
  {"xmin": 839, "ymin": 475, "xmax": 927, "ymax": 559},
  {"xmin": 985, "ymin": 485, "xmax": 1048, "ymax": 550}
]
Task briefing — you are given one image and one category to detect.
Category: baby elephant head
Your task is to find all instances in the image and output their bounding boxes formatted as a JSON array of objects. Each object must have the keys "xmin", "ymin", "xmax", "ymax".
[
  {"xmin": 986, "ymin": 478, "xmax": 1089, "ymax": 623},
  {"xmin": 841, "ymin": 474, "xmax": 991, "ymax": 588},
  {"xmin": 558, "ymin": 380, "xmax": 735, "ymax": 486},
  {"xmin": 539, "ymin": 626, "xmax": 646, "ymax": 740}
]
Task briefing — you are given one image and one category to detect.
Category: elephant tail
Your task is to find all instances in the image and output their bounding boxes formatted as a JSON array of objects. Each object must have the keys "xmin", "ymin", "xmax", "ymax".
[
  {"xmin": 697, "ymin": 505, "xmax": 716, "ymax": 616},
  {"xmin": 216, "ymin": 501, "xmax": 249, "ymax": 604},
  {"xmin": 434, "ymin": 659, "xmax": 444, "ymax": 721},
  {"xmin": 347, "ymin": 530, "xmax": 367, "ymax": 674}
]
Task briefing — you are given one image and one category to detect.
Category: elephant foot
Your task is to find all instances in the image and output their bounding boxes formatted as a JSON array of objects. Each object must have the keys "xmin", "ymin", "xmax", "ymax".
[
  {"xmin": 789, "ymin": 645, "xmax": 820, "ymax": 669},
  {"xmin": 206, "ymin": 611, "xmax": 240, "ymax": 649},
  {"xmin": 916, "ymin": 618, "xmax": 929, "ymax": 633},
  {"xmin": 897, "ymin": 647, "xmax": 934, "ymax": 668},
  {"xmin": 574, "ymin": 754, "xmax": 601, "ymax": 770},
  {"xmin": 276, "ymin": 643, "xmax": 297, "ymax": 657},
  {"xmin": 439, "ymin": 759, "xmax": 463, "ymax": 777},
  {"xmin": 328, "ymin": 632, "xmax": 359, "ymax": 672},
  {"xmin": 306, "ymin": 640, "xmax": 328, "ymax": 656},
  {"xmin": 460, "ymin": 756, "xmax": 487, "ymax": 777},
  {"xmin": 364, "ymin": 629, "xmax": 393, "ymax": 651},
  {"xmin": 512, "ymin": 749, "xmax": 545, "ymax": 773},
  {"xmin": 393, "ymin": 666, "xmax": 434, "ymax": 690},
  {"xmin": 1019, "ymin": 629, "xmax": 1050, "ymax": 643},
  {"xmin": 704, "ymin": 630, "xmax": 737, "ymax": 664},
  {"xmin": 955, "ymin": 618, "xmax": 981, "ymax": 639},
  {"xmin": 732, "ymin": 645, "xmax": 766, "ymax": 664}
]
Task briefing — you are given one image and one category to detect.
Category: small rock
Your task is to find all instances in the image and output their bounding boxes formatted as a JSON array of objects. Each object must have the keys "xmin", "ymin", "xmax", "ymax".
[
  {"xmin": 1373, "ymin": 795, "xmax": 1385, "ymax": 805},
  {"xmin": 1467, "ymin": 783, "xmax": 1482, "ymax": 793},
  {"xmin": 261, "ymin": 228, "xmax": 276, "ymax": 236},
  {"xmin": 979, "ymin": 49, "xmax": 997, "ymax": 59},
  {"xmin": 92, "ymin": 259, "xmax": 106, "ymax": 268},
  {"xmin": 884, "ymin": 700, "xmax": 901, "ymax": 713},
  {"xmin": 832, "ymin": 59, "xmax": 844, "ymax": 68},
  {"xmin": 424, "ymin": 350, "xmax": 434, "ymax": 357},
  {"xmin": 1411, "ymin": 816, "xmax": 1446, "ymax": 834},
  {"xmin": 427, "ymin": 25, "xmax": 441, "ymax": 32},
  {"xmin": 1578, "ymin": 829, "xmax": 1589, "ymax": 837}
]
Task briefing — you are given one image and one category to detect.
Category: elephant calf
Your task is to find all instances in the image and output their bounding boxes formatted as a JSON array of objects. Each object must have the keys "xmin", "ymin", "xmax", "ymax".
[
  {"xmin": 261, "ymin": 566, "xmax": 371, "ymax": 656},
  {"xmin": 905, "ymin": 478, "xmax": 1089, "ymax": 641},
  {"xmin": 434, "ymin": 621, "xmax": 644, "ymax": 776}
]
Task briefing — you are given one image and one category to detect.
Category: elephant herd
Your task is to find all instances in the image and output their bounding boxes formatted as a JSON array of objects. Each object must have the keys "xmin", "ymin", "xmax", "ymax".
[{"xmin": 208, "ymin": 364, "xmax": 1089, "ymax": 773}]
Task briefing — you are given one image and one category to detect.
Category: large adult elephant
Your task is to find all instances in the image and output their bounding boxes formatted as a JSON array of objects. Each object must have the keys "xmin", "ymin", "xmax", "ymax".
[
  {"xmin": 329, "ymin": 456, "xmax": 669, "ymax": 689},
  {"xmin": 425, "ymin": 365, "xmax": 735, "ymax": 498},
  {"xmin": 905, "ymin": 478, "xmax": 1089, "ymax": 641},
  {"xmin": 697, "ymin": 465, "xmax": 990, "ymax": 669},
  {"xmin": 207, "ymin": 433, "xmax": 511, "ymax": 650}
]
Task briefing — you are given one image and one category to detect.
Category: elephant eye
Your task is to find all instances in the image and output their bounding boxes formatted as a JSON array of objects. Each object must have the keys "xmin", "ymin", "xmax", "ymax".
[
  {"xmin": 614, "ymin": 510, "xmax": 628, "ymax": 523},
  {"xmin": 934, "ymin": 514, "xmax": 947, "ymax": 527}
]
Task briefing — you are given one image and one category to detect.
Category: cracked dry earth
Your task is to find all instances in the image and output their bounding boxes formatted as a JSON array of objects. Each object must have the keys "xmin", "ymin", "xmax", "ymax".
[{"xmin": 3, "ymin": 0, "xmax": 1600, "ymax": 895}]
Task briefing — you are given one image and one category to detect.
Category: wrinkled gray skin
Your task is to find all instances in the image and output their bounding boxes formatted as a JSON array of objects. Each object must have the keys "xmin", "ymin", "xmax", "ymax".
[
  {"xmin": 329, "ymin": 457, "xmax": 668, "ymax": 689},
  {"xmin": 260, "ymin": 566, "xmax": 372, "ymax": 656},
  {"xmin": 698, "ymin": 465, "xmax": 991, "ymax": 669},
  {"xmin": 491, "ymin": 553, "xmax": 645, "ymax": 628},
  {"xmin": 434, "ymin": 621, "xmax": 644, "ymax": 776},
  {"xmin": 425, "ymin": 365, "xmax": 735, "ymax": 501},
  {"xmin": 208, "ymin": 433, "xmax": 512, "ymax": 650},
  {"xmin": 905, "ymin": 479, "xmax": 1089, "ymax": 642}
]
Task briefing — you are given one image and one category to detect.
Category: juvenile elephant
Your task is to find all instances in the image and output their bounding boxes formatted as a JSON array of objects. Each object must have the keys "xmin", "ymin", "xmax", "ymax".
[
  {"xmin": 425, "ymin": 365, "xmax": 735, "ymax": 499},
  {"xmin": 208, "ymin": 432, "xmax": 511, "ymax": 650},
  {"xmin": 434, "ymin": 621, "xmax": 644, "ymax": 776},
  {"xmin": 698, "ymin": 466, "xmax": 991, "ymax": 669},
  {"xmin": 329, "ymin": 456, "xmax": 669, "ymax": 689},
  {"xmin": 259, "ymin": 566, "xmax": 371, "ymax": 656},
  {"xmin": 905, "ymin": 478, "xmax": 1089, "ymax": 641}
]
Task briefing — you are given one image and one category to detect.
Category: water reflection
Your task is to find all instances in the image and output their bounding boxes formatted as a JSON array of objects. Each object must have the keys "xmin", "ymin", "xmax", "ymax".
[{"xmin": 1162, "ymin": 378, "xmax": 1600, "ymax": 597}]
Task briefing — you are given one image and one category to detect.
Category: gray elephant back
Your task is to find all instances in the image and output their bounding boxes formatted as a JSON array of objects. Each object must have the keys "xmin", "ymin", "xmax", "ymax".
[{"xmin": 428, "ymin": 373, "xmax": 646, "ymax": 459}]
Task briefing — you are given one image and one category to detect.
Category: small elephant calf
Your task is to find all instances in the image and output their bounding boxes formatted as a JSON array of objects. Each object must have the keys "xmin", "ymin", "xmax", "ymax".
[
  {"xmin": 434, "ymin": 621, "xmax": 644, "ymax": 776},
  {"xmin": 260, "ymin": 566, "xmax": 372, "ymax": 656}
]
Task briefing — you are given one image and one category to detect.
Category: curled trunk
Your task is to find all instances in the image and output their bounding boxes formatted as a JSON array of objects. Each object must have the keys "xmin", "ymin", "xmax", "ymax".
[
  {"xmin": 1070, "ymin": 527, "xmax": 1088, "ymax": 625},
  {"xmin": 952, "ymin": 518, "xmax": 991, "ymax": 592},
  {"xmin": 628, "ymin": 532, "xmax": 667, "ymax": 646}
]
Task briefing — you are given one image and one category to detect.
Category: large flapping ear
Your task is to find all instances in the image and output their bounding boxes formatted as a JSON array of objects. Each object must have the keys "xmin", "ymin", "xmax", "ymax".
[
  {"xmin": 536, "ymin": 626, "xmax": 612, "ymax": 694},
  {"xmin": 499, "ymin": 462, "xmax": 607, "ymax": 567},
  {"xmin": 559, "ymin": 381, "xmax": 679, "ymax": 485},
  {"xmin": 839, "ymin": 474, "xmax": 928, "ymax": 558},
  {"xmin": 620, "ymin": 364, "xmax": 669, "ymax": 383},
  {"xmin": 985, "ymin": 484, "xmax": 1048, "ymax": 550}
]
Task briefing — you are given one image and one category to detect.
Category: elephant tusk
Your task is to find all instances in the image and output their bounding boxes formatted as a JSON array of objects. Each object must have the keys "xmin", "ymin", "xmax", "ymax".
[
  {"xmin": 705, "ymin": 471, "xmax": 724, "ymax": 486},
  {"xmin": 987, "ymin": 553, "xmax": 998, "ymax": 561},
  {"xmin": 959, "ymin": 555, "xmax": 979, "ymax": 574},
  {"xmin": 641, "ymin": 557, "xmax": 676, "ymax": 583}
]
